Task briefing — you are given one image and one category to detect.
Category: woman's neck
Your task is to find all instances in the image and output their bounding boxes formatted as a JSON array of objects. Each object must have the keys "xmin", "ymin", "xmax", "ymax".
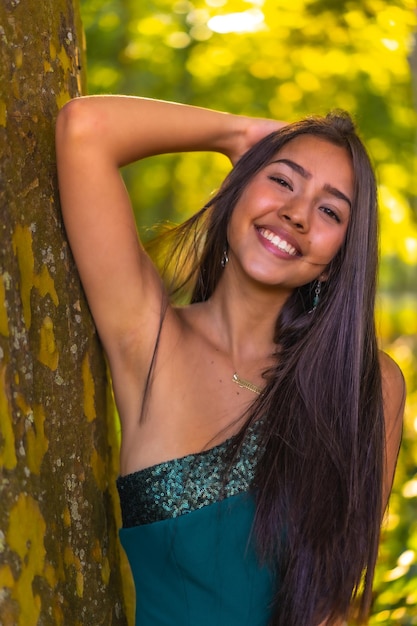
[{"xmin": 202, "ymin": 273, "xmax": 289, "ymax": 364}]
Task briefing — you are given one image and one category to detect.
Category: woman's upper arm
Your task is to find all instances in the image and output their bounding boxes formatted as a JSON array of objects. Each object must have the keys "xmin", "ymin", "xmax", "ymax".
[
  {"xmin": 379, "ymin": 351, "xmax": 406, "ymax": 506},
  {"xmin": 55, "ymin": 98, "xmax": 164, "ymax": 365},
  {"xmin": 55, "ymin": 95, "xmax": 285, "ymax": 364}
]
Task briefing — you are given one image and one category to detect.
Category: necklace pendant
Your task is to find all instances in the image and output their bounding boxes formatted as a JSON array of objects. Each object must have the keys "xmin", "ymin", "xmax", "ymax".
[{"xmin": 232, "ymin": 372, "xmax": 263, "ymax": 395}]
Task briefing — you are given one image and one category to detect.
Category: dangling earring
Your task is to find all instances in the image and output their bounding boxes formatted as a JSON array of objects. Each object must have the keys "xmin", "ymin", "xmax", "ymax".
[
  {"xmin": 221, "ymin": 246, "xmax": 229, "ymax": 268},
  {"xmin": 309, "ymin": 280, "xmax": 321, "ymax": 314}
]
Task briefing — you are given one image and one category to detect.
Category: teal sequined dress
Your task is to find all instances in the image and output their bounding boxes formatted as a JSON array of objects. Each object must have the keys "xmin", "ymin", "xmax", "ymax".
[{"xmin": 116, "ymin": 422, "xmax": 275, "ymax": 626}]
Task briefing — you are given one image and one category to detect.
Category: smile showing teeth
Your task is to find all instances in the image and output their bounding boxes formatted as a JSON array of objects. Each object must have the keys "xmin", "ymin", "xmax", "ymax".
[{"xmin": 258, "ymin": 228, "xmax": 298, "ymax": 256}]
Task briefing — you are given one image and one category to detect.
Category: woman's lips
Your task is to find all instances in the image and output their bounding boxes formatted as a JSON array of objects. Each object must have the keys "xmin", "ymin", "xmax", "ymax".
[{"xmin": 256, "ymin": 226, "xmax": 301, "ymax": 257}]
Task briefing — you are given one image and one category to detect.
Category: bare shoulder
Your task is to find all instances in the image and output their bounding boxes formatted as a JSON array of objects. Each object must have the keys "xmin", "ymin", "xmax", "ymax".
[
  {"xmin": 379, "ymin": 351, "xmax": 406, "ymax": 413},
  {"xmin": 378, "ymin": 350, "xmax": 405, "ymax": 449},
  {"xmin": 377, "ymin": 351, "xmax": 405, "ymax": 505}
]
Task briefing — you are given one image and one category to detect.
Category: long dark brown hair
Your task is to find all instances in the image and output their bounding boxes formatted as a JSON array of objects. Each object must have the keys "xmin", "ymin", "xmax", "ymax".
[{"xmin": 146, "ymin": 112, "xmax": 384, "ymax": 625}]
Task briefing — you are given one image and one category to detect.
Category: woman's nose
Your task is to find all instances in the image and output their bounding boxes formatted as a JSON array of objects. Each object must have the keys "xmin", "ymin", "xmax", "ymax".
[{"xmin": 279, "ymin": 198, "xmax": 311, "ymax": 232}]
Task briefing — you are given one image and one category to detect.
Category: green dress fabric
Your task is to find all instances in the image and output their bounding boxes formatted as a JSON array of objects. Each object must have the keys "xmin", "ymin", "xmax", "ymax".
[{"xmin": 116, "ymin": 422, "xmax": 275, "ymax": 626}]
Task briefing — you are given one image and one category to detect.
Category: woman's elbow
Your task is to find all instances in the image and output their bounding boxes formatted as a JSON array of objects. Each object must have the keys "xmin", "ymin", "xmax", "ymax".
[{"xmin": 55, "ymin": 96, "xmax": 105, "ymax": 151}]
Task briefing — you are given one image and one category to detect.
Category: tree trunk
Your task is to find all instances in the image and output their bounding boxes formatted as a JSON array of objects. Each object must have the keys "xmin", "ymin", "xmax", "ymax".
[{"xmin": 0, "ymin": 1, "xmax": 130, "ymax": 624}]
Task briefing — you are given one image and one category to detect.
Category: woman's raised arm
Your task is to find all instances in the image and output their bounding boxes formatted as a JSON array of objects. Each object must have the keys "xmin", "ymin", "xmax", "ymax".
[{"xmin": 55, "ymin": 96, "xmax": 283, "ymax": 368}]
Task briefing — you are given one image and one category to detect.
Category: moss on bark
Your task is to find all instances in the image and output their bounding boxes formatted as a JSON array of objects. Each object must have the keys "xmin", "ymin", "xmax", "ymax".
[{"xmin": 0, "ymin": 1, "xmax": 130, "ymax": 623}]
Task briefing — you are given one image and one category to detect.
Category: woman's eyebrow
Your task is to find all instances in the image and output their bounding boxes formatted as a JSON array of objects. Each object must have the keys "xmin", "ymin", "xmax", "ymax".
[
  {"xmin": 271, "ymin": 158, "xmax": 352, "ymax": 209},
  {"xmin": 271, "ymin": 158, "xmax": 311, "ymax": 179},
  {"xmin": 324, "ymin": 184, "xmax": 351, "ymax": 209}
]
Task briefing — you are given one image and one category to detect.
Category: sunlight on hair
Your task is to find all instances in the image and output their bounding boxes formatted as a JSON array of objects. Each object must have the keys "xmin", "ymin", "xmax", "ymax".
[{"xmin": 208, "ymin": 9, "xmax": 265, "ymax": 34}]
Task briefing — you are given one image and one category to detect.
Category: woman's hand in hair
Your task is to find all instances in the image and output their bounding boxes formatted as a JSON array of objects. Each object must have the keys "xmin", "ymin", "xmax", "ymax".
[{"xmin": 226, "ymin": 116, "xmax": 286, "ymax": 165}]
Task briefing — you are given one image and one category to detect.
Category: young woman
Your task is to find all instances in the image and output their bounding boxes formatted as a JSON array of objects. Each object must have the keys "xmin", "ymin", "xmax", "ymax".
[{"xmin": 56, "ymin": 96, "xmax": 405, "ymax": 626}]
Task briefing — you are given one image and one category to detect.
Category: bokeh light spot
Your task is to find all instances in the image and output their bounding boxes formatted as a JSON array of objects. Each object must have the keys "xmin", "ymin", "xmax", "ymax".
[{"xmin": 208, "ymin": 9, "xmax": 265, "ymax": 34}]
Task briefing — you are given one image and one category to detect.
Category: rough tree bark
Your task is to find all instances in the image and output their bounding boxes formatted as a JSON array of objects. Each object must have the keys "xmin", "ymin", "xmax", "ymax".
[{"xmin": 0, "ymin": 1, "xmax": 131, "ymax": 624}]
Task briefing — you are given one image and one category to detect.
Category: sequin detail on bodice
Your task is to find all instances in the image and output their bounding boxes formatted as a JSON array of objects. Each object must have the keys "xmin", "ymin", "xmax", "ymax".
[{"xmin": 117, "ymin": 421, "xmax": 263, "ymax": 528}]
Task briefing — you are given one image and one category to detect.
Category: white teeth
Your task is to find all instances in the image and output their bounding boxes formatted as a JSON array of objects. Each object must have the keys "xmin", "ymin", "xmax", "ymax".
[{"xmin": 259, "ymin": 228, "xmax": 297, "ymax": 256}]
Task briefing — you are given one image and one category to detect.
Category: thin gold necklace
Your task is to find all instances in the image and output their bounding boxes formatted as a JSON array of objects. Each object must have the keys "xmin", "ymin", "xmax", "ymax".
[{"xmin": 232, "ymin": 372, "xmax": 263, "ymax": 395}]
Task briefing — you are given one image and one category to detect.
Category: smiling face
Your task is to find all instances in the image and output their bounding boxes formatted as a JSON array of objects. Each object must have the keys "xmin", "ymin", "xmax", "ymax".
[{"xmin": 226, "ymin": 134, "xmax": 354, "ymax": 293}]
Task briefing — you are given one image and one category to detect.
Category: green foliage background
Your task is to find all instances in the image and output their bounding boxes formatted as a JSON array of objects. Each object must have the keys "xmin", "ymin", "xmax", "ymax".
[{"xmin": 80, "ymin": 0, "xmax": 417, "ymax": 622}]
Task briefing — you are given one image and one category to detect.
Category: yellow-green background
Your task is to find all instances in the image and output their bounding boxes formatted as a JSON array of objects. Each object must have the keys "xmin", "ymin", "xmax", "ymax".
[{"xmin": 80, "ymin": 0, "xmax": 417, "ymax": 622}]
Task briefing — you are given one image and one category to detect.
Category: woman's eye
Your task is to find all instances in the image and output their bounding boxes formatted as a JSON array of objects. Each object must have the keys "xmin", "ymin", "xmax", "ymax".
[
  {"xmin": 320, "ymin": 206, "xmax": 341, "ymax": 223},
  {"xmin": 269, "ymin": 176, "xmax": 292, "ymax": 190}
]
